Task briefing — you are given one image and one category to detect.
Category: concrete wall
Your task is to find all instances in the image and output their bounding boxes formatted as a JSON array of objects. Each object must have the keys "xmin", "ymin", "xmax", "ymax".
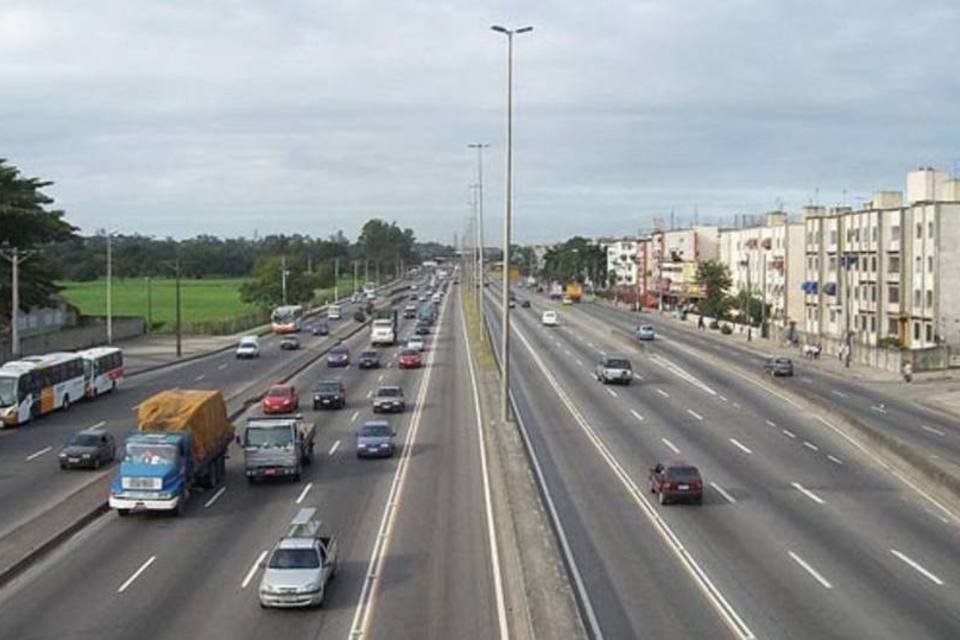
[{"xmin": 0, "ymin": 316, "xmax": 144, "ymax": 364}]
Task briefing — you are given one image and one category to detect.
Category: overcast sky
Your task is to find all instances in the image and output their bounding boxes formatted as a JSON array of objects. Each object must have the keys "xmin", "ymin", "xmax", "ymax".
[{"xmin": 2, "ymin": 1, "xmax": 958, "ymax": 244}]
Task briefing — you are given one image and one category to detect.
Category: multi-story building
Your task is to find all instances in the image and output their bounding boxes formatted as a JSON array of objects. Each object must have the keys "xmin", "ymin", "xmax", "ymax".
[
  {"xmin": 801, "ymin": 168, "xmax": 960, "ymax": 351},
  {"xmin": 648, "ymin": 226, "xmax": 720, "ymax": 309},
  {"xmin": 719, "ymin": 212, "xmax": 805, "ymax": 331},
  {"xmin": 606, "ymin": 239, "xmax": 640, "ymax": 288}
]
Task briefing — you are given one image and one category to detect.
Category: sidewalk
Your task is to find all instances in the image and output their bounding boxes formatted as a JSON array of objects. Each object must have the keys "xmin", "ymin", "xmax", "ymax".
[
  {"xmin": 120, "ymin": 332, "xmax": 253, "ymax": 374},
  {"xmin": 595, "ymin": 297, "xmax": 960, "ymax": 418}
]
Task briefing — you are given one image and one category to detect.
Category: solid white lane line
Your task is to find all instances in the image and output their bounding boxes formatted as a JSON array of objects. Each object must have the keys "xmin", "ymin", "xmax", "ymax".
[
  {"xmin": 718, "ymin": 395, "xmax": 728, "ymax": 403},
  {"xmin": 588, "ymin": 342, "xmax": 596, "ymax": 348},
  {"xmin": 788, "ymin": 551, "xmax": 833, "ymax": 589},
  {"xmin": 25, "ymin": 446, "xmax": 52, "ymax": 461},
  {"xmin": 194, "ymin": 374, "xmax": 206, "ymax": 382},
  {"xmin": 922, "ymin": 425, "xmax": 945, "ymax": 437},
  {"xmin": 607, "ymin": 388, "xmax": 619, "ymax": 398},
  {"xmin": 826, "ymin": 454, "xmax": 844, "ymax": 465},
  {"xmin": 656, "ymin": 388, "xmax": 670, "ymax": 398},
  {"xmin": 366, "ymin": 390, "xmax": 373, "ymax": 399},
  {"xmin": 729, "ymin": 438, "xmax": 752, "ymax": 455},
  {"xmin": 630, "ymin": 409, "xmax": 645, "ymax": 422},
  {"xmin": 633, "ymin": 373, "xmax": 644, "ymax": 380},
  {"xmin": 765, "ymin": 419, "xmax": 777, "ymax": 427},
  {"xmin": 378, "ymin": 374, "xmax": 384, "ymax": 383},
  {"xmin": 831, "ymin": 390, "xmax": 848, "ymax": 399},
  {"xmin": 661, "ymin": 438, "xmax": 681, "ymax": 454},
  {"xmin": 217, "ymin": 363, "xmax": 228, "ymax": 370},
  {"xmin": 90, "ymin": 420, "xmax": 106, "ymax": 430},
  {"xmin": 803, "ymin": 441, "xmax": 819, "ymax": 451},
  {"xmin": 565, "ymin": 349, "xmax": 572, "ymax": 356},
  {"xmin": 295, "ymin": 482, "xmax": 313, "ymax": 505},
  {"xmin": 687, "ymin": 409, "xmax": 704, "ymax": 421},
  {"xmin": 329, "ymin": 440, "xmax": 341, "ymax": 456},
  {"xmin": 710, "ymin": 482, "xmax": 736, "ymax": 504},
  {"xmin": 351, "ymin": 411, "xmax": 360, "ymax": 422},
  {"xmin": 241, "ymin": 550, "xmax": 268, "ymax": 589},
  {"xmin": 576, "ymin": 359, "xmax": 583, "ymax": 366},
  {"xmin": 203, "ymin": 486, "xmax": 226, "ymax": 508},
  {"xmin": 118, "ymin": 556, "xmax": 156, "ymax": 593},
  {"xmin": 782, "ymin": 429, "xmax": 796, "ymax": 439},
  {"xmin": 732, "ymin": 402, "xmax": 741, "ymax": 409},
  {"xmin": 890, "ymin": 549, "xmax": 944, "ymax": 585},
  {"xmin": 791, "ymin": 482, "xmax": 825, "ymax": 505}
]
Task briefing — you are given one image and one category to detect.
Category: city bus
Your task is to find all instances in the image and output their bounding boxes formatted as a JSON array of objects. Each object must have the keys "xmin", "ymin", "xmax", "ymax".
[
  {"xmin": 0, "ymin": 353, "xmax": 86, "ymax": 427},
  {"xmin": 78, "ymin": 346, "xmax": 125, "ymax": 398},
  {"xmin": 271, "ymin": 305, "xmax": 304, "ymax": 334}
]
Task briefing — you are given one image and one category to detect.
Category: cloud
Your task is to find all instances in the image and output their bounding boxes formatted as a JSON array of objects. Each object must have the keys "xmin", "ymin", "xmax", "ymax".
[{"xmin": 1, "ymin": 1, "xmax": 957, "ymax": 243}]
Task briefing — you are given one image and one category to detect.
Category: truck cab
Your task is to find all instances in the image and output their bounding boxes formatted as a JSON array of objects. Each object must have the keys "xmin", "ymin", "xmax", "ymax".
[
  {"xmin": 110, "ymin": 432, "xmax": 191, "ymax": 515},
  {"xmin": 242, "ymin": 417, "xmax": 315, "ymax": 483},
  {"xmin": 259, "ymin": 508, "xmax": 338, "ymax": 608}
]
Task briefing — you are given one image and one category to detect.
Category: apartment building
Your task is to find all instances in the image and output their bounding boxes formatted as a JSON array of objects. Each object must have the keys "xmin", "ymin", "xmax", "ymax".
[
  {"xmin": 606, "ymin": 239, "xmax": 640, "ymax": 288},
  {"xmin": 719, "ymin": 212, "xmax": 805, "ymax": 330},
  {"xmin": 648, "ymin": 226, "xmax": 720, "ymax": 309},
  {"xmin": 802, "ymin": 168, "xmax": 960, "ymax": 350}
]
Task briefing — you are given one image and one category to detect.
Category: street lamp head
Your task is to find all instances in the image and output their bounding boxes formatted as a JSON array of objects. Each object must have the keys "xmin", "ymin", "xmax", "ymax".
[
  {"xmin": 516, "ymin": 26, "xmax": 533, "ymax": 34},
  {"xmin": 491, "ymin": 25, "xmax": 509, "ymax": 34}
]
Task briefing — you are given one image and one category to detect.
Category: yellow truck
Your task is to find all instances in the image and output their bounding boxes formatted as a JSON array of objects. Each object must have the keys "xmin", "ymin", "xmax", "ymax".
[{"xmin": 565, "ymin": 282, "xmax": 584, "ymax": 302}]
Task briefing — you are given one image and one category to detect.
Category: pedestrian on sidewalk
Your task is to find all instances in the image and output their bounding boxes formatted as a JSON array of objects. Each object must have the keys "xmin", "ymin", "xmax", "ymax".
[
  {"xmin": 814, "ymin": 343, "xmax": 822, "ymax": 360},
  {"xmin": 698, "ymin": 315, "xmax": 705, "ymax": 330},
  {"xmin": 902, "ymin": 360, "xmax": 913, "ymax": 383}
]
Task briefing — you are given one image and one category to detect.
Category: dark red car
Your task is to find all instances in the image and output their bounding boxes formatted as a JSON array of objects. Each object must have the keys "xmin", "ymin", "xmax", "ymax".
[
  {"xmin": 397, "ymin": 348, "xmax": 422, "ymax": 369},
  {"xmin": 649, "ymin": 461, "xmax": 703, "ymax": 505},
  {"xmin": 262, "ymin": 384, "xmax": 299, "ymax": 414}
]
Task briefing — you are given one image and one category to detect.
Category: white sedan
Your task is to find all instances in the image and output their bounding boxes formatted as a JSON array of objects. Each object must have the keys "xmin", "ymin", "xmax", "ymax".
[
  {"xmin": 541, "ymin": 310, "xmax": 558, "ymax": 327},
  {"xmin": 405, "ymin": 336, "xmax": 426, "ymax": 352}
]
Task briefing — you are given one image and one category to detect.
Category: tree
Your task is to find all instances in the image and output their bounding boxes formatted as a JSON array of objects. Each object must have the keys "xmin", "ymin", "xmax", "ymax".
[
  {"xmin": 357, "ymin": 219, "xmax": 417, "ymax": 280},
  {"xmin": 695, "ymin": 260, "xmax": 732, "ymax": 319},
  {"xmin": 240, "ymin": 256, "xmax": 334, "ymax": 308},
  {"xmin": 0, "ymin": 160, "xmax": 77, "ymax": 324},
  {"xmin": 542, "ymin": 237, "xmax": 606, "ymax": 286}
]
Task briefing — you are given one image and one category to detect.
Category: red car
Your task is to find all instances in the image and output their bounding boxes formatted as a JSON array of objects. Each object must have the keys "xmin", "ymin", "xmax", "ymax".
[
  {"xmin": 397, "ymin": 348, "xmax": 422, "ymax": 369},
  {"xmin": 649, "ymin": 460, "xmax": 703, "ymax": 505},
  {"xmin": 262, "ymin": 384, "xmax": 299, "ymax": 414}
]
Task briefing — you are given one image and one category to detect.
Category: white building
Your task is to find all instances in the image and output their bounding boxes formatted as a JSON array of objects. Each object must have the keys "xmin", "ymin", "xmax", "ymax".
[{"xmin": 606, "ymin": 239, "xmax": 640, "ymax": 287}]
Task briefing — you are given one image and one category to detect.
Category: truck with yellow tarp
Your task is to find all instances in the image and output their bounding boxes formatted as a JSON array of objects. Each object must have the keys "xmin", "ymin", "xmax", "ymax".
[{"xmin": 109, "ymin": 389, "xmax": 234, "ymax": 516}]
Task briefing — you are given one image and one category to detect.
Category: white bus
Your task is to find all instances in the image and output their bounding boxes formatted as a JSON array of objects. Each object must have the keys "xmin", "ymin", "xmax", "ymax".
[
  {"xmin": 79, "ymin": 346, "xmax": 124, "ymax": 398},
  {"xmin": 271, "ymin": 305, "xmax": 304, "ymax": 334},
  {"xmin": 0, "ymin": 353, "xmax": 86, "ymax": 427}
]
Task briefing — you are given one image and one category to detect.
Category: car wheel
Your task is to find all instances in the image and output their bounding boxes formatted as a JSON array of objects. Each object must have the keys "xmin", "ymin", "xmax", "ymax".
[
  {"xmin": 117, "ymin": 509, "xmax": 130, "ymax": 517},
  {"xmin": 695, "ymin": 495, "xmax": 704, "ymax": 506},
  {"xmin": 62, "ymin": 396, "xmax": 70, "ymax": 411},
  {"xmin": 93, "ymin": 458, "xmax": 101, "ymax": 470},
  {"xmin": 658, "ymin": 491, "xmax": 667, "ymax": 506}
]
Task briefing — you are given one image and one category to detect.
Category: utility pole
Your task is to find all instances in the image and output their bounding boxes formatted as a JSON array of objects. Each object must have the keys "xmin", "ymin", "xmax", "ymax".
[
  {"xmin": 106, "ymin": 232, "xmax": 113, "ymax": 344},
  {"xmin": 281, "ymin": 256, "xmax": 289, "ymax": 306},
  {"xmin": 761, "ymin": 253, "xmax": 768, "ymax": 339},
  {"xmin": 334, "ymin": 257, "xmax": 340, "ymax": 303},
  {"xmin": 145, "ymin": 276, "xmax": 153, "ymax": 332},
  {"xmin": 469, "ymin": 143, "xmax": 490, "ymax": 339},
  {"xmin": 1, "ymin": 246, "xmax": 33, "ymax": 358},
  {"xmin": 492, "ymin": 23, "xmax": 533, "ymax": 423},
  {"xmin": 364, "ymin": 260, "xmax": 369, "ymax": 284},
  {"xmin": 745, "ymin": 254, "xmax": 752, "ymax": 341},
  {"xmin": 375, "ymin": 261, "xmax": 380, "ymax": 285},
  {"xmin": 174, "ymin": 256, "xmax": 182, "ymax": 357},
  {"xmin": 353, "ymin": 261, "xmax": 359, "ymax": 295}
]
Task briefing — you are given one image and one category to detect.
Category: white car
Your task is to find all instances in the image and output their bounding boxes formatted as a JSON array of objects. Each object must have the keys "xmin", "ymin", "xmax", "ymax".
[
  {"xmin": 405, "ymin": 336, "xmax": 425, "ymax": 352},
  {"xmin": 636, "ymin": 325, "xmax": 655, "ymax": 341},
  {"xmin": 561, "ymin": 296, "xmax": 573, "ymax": 305},
  {"xmin": 541, "ymin": 310, "xmax": 558, "ymax": 327},
  {"xmin": 235, "ymin": 336, "xmax": 261, "ymax": 359},
  {"xmin": 327, "ymin": 305, "xmax": 342, "ymax": 320},
  {"xmin": 431, "ymin": 292, "xmax": 441, "ymax": 303}
]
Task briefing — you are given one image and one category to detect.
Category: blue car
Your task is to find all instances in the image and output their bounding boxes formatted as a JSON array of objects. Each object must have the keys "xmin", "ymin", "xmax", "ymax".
[
  {"xmin": 326, "ymin": 345, "xmax": 350, "ymax": 367},
  {"xmin": 356, "ymin": 420, "xmax": 396, "ymax": 459}
]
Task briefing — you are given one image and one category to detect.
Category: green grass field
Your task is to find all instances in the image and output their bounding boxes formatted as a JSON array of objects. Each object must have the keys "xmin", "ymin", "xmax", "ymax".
[{"xmin": 58, "ymin": 275, "xmax": 370, "ymax": 334}]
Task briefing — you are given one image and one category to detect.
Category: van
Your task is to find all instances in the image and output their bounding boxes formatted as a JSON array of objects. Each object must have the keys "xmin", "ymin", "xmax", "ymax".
[
  {"xmin": 236, "ymin": 336, "xmax": 261, "ymax": 359},
  {"xmin": 327, "ymin": 305, "xmax": 342, "ymax": 321}
]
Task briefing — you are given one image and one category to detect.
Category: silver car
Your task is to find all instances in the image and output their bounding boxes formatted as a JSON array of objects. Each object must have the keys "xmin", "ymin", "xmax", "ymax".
[
  {"xmin": 259, "ymin": 508, "xmax": 338, "ymax": 608},
  {"xmin": 595, "ymin": 357, "xmax": 633, "ymax": 385}
]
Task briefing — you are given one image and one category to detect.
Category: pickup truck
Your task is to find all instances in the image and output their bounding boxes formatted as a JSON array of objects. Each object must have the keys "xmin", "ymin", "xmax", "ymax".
[
  {"xmin": 595, "ymin": 357, "xmax": 633, "ymax": 385},
  {"xmin": 259, "ymin": 508, "xmax": 339, "ymax": 608},
  {"xmin": 241, "ymin": 416, "xmax": 315, "ymax": 482},
  {"xmin": 110, "ymin": 390, "xmax": 234, "ymax": 516}
]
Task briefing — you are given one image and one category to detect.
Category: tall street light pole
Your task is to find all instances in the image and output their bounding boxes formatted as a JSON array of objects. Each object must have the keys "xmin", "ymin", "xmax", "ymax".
[
  {"xmin": 469, "ymin": 143, "xmax": 490, "ymax": 342},
  {"xmin": 1, "ymin": 246, "xmax": 34, "ymax": 358},
  {"xmin": 492, "ymin": 23, "xmax": 532, "ymax": 423}
]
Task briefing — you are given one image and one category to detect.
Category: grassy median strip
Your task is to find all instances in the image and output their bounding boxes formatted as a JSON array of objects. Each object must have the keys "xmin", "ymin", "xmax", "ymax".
[{"xmin": 461, "ymin": 286, "xmax": 497, "ymax": 372}]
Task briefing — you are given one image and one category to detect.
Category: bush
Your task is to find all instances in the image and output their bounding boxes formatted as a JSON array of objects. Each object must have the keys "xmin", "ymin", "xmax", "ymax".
[
  {"xmin": 709, "ymin": 319, "xmax": 720, "ymax": 330},
  {"xmin": 877, "ymin": 336, "xmax": 905, "ymax": 351},
  {"xmin": 720, "ymin": 324, "xmax": 733, "ymax": 335}
]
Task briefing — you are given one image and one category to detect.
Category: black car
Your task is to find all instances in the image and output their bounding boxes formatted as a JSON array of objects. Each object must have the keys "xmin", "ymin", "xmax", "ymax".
[
  {"xmin": 358, "ymin": 350, "xmax": 382, "ymax": 369},
  {"xmin": 415, "ymin": 323, "xmax": 431, "ymax": 336},
  {"xmin": 326, "ymin": 344, "xmax": 350, "ymax": 367},
  {"xmin": 59, "ymin": 428, "xmax": 116, "ymax": 470},
  {"xmin": 353, "ymin": 310, "xmax": 366, "ymax": 323},
  {"xmin": 312, "ymin": 321, "xmax": 330, "ymax": 336},
  {"xmin": 313, "ymin": 379, "xmax": 346, "ymax": 410},
  {"xmin": 764, "ymin": 356, "xmax": 794, "ymax": 377},
  {"xmin": 520, "ymin": 300, "xmax": 531, "ymax": 308}
]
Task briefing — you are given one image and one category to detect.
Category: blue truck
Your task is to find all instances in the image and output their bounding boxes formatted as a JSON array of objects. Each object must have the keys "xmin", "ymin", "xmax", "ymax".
[{"xmin": 109, "ymin": 389, "xmax": 234, "ymax": 517}]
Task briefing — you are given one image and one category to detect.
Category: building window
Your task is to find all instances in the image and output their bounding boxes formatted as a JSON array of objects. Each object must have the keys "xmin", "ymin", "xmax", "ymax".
[
  {"xmin": 928, "ymin": 256, "xmax": 934, "ymax": 273},
  {"xmin": 829, "ymin": 309, "xmax": 837, "ymax": 323},
  {"xmin": 871, "ymin": 256, "xmax": 877, "ymax": 272},
  {"xmin": 914, "ymin": 290, "xmax": 922, "ymax": 307},
  {"xmin": 872, "ymin": 227, "xmax": 878, "ymax": 241},
  {"xmin": 888, "ymin": 285, "xmax": 899, "ymax": 303},
  {"xmin": 914, "ymin": 322, "xmax": 921, "ymax": 340},
  {"xmin": 915, "ymin": 256, "xmax": 922, "ymax": 273},
  {"xmin": 926, "ymin": 324, "xmax": 933, "ymax": 342},
  {"xmin": 870, "ymin": 316, "xmax": 876, "ymax": 333},
  {"xmin": 926, "ymin": 290, "xmax": 933, "ymax": 307},
  {"xmin": 887, "ymin": 318, "xmax": 898, "ymax": 336},
  {"xmin": 890, "ymin": 225, "xmax": 900, "ymax": 241},
  {"xmin": 888, "ymin": 255, "xmax": 900, "ymax": 272},
  {"xmin": 829, "ymin": 256, "xmax": 837, "ymax": 270},
  {"xmin": 916, "ymin": 223, "xmax": 923, "ymax": 239},
  {"xmin": 871, "ymin": 286, "xmax": 877, "ymax": 302},
  {"xmin": 928, "ymin": 222, "xmax": 934, "ymax": 238},
  {"xmin": 831, "ymin": 231, "xmax": 838, "ymax": 244}
]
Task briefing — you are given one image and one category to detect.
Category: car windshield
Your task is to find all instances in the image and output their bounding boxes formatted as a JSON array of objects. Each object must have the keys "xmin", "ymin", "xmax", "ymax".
[
  {"xmin": 360, "ymin": 424, "xmax": 392, "ymax": 437},
  {"xmin": 245, "ymin": 425, "xmax": 292, "ymax": 447},
  {"xmin": 640, "ymin": 326, "xmax": 653, "ymax": 332},
  {"xmin": 361, "ymin": 351, "xmax": 378, "ymax": 359},
  {"xmin": 776, "ymin": 358, "xmax": 792, "ymax": 365},
  {"xmin": 0, "ymin": 378, "xmax": 16, "ymax": 407},
  {"xmin": 268, "ymin": 387, "xmax": 291, "ymax": 397},
  {"xmin": 268, "ymin": 548, "xmax": 320, "ymax": 569},
  {"xmin": 316, "ymin": 381, "xmax": 340, "ymax": 393},
  {"xmin": 606, "ymin": 359, "xmax": 631, "ymax": 369},
  {"xmin": 70, "ymin": 434, "xmax": 102, "ymax": 447},
  {"xmin": 377, "ymin": 387, "xmax": 401, "ymax": 397},
  {"xmin": 666, "ymin": 467, "xmax": 700, "ymax": 481},
  {"xmin": 401, "ymin": 349, "xmax": 418, "ymax": 357},
  {"xmin": 330, "ymin": 347, "xmax": 347, "ymax": 355},
  {"xmin": 125, "ymin": 443, "xmax": 178, "ymax": 465}
]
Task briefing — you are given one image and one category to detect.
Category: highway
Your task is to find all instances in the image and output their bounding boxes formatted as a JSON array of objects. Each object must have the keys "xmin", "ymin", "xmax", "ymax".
[
  {"xmin": 484, "ymin": 284, "xmax": 960, "ymax": 639},
  {"xmin": 0, "ymin": 285, "xmax": 506, "ymax": 640}
]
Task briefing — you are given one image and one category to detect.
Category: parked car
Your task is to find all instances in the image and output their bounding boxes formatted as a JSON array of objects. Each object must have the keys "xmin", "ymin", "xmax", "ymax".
[
  {"xmin": 372, "ymin": 385, "xmax": 406, "ymax": 413},
  {"xmin": 764, "ymin": 356, "xmax": 794, "ymax": 377},
  {"xmin": 649, "ymin": 461, "xmax": 704, "ymax": 505},
  {"xmin": 280, "ymin": 335, "xmax": 301, "ymax": 351},
  {"xmin": 312, "ymin": 379, "xmax": 346, "ymax": 410},
  {"xmin": 259, "ymin": 508, "xmax": 338, "ymax": 608},
  {"xmin": 636, "ymin": 325, "xmax": 655, "ymax": 341},
  {"xmin": 236, "ymin": 335, "xmax": 261, "ymax": 359},
  {"xmin": 397, "ymin": 348, "xmax": 422, "ymax": 369},
  {"xmin": 262, "ymin": 384, "xmax": 299, "ymax": 414},
  {"xmin": 405, "ymin": 336, "xmax": 425, "ymax": 352},
  {"xmin": 353, "ymin": 350, "xmax": 377, "ymax": 369},
  {"xmin": 356, "ymin": 420, "xmax": 396, "ymax": 458},
  {"xmin": 312, "ymin": 322, "xmax": 330, "ymax": 336},
  {"xmin": 541, "ymin": 310, "xmax": 558, "ymax": 326},
  {"xmin": 59, "ymin": 427, "xmax": 116, "ymax": 470},
  {"xmin": 326, "ymin": 344, "xmax": 350, "ymax": 367},
  {"xmin": 595, "ymin": 357, "xmax": 633, "ymax": 385}
]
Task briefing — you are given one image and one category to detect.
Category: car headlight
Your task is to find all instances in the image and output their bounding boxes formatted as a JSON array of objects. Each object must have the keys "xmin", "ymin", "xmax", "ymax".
[
  {"xmin": 82, "ymin": 453, "xmax": 92, "ymax": 459},
  {"xmin": 59, "ymin": 452, "xmax": 67, "ymax": 458}
]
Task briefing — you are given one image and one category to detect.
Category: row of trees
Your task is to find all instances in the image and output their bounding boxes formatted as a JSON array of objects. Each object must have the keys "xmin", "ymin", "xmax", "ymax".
[
  {"xmin": 540, "ymin": 237, "xmax": 608, "ymax": 286},
  {"xmin": 695, "ymin": 260, "xmax": 766, "ymax": 324}
]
